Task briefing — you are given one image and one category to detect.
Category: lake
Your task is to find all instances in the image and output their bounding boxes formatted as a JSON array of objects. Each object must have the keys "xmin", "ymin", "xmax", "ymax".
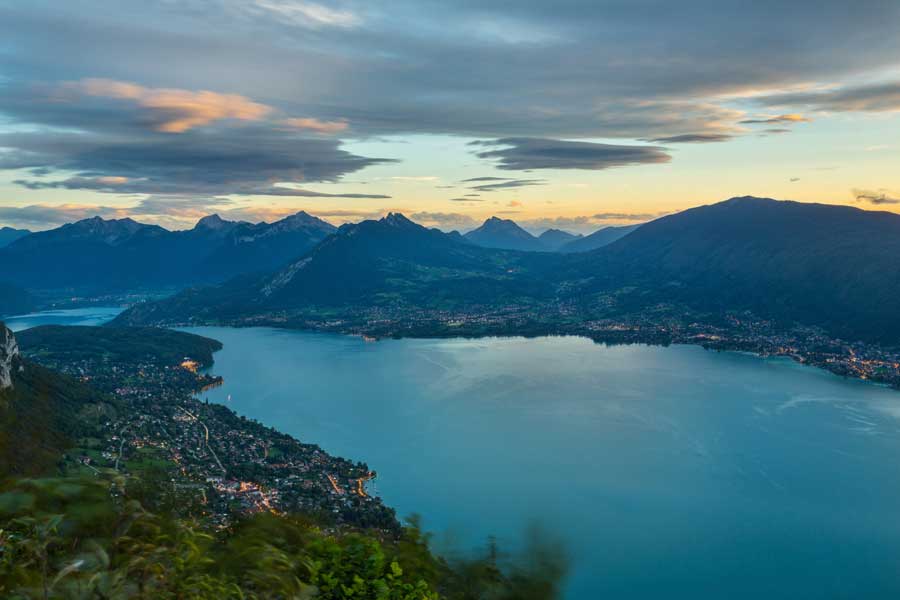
[
  {"xmin": 9, "ymin": 308, "xmax": 900, "ymax": 598},
  {"xmin": 4, "ymin": 307, "xmax": 126, "ymax": 331}
]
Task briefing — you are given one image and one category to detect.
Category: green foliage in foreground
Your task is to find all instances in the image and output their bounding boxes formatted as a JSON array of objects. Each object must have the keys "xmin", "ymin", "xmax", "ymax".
[{"xmin": 0, "ymin": 476, "xmax": 567, "ymax": 599}]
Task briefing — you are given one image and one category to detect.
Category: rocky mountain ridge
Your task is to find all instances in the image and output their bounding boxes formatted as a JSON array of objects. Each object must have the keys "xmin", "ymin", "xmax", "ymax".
[{"xmin": 1, "ymin": 324, "xmax": 20, "ymax": 390}]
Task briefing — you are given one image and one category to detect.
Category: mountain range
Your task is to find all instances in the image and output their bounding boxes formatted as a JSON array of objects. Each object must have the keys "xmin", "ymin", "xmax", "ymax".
[
  {"xmin": 118, "ymin": 212, "xmax": 555, "ymax": 326},
  {"xmin": 114, "ymin": 197, "xmax": 900, "ymax": 345},
  {"xmin": 0, "ymin": 211, "xmax": 335, "ymax": 293},
  {"xmin": 1, "ymin": 211, "xmax": 624, "ymax": 297},
  {"xmin": 462, "ymin": 217, "xmax": 633, "ymax": 252}
]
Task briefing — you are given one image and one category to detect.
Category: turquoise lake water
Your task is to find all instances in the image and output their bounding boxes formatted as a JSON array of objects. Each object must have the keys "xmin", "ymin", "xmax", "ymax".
[
  {"xmin": 4, "ymin": 307, "xmax": 125, "ymax": 331},
  {"xmin": 8, "ymin": 309, "xmax": 900, "ymax": 598}
]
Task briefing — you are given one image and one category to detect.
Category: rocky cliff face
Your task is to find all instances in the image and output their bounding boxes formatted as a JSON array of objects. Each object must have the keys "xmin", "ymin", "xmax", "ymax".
[{"xmin": 1, "ymin": 324, "xmax": 19, "ymax": 390}]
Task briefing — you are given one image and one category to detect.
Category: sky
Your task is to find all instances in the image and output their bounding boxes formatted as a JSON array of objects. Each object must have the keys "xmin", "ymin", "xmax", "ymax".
[{"xmin": 1, "ymin": 0, "xmax": 900, "ymax": 234}]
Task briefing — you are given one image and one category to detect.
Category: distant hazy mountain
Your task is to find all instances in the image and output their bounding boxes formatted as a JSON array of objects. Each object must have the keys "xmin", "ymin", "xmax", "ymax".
[
  {"xmin": 558, "ymin": 224, "xmax": 640, "ymax": 253},
  {"xmin": 116, "ymin": 196, "xmax": 900, "ymax": 344},
  {"xmin": 465, "ymin": 217, "xmax": 546, "ymax": 252},
  {"xmin": 0, "ymin": 212, "xmax": 336, "ymax": 292},
  {"xmin": 0, "ymin": 227, "xmax": 31, "ymax": 248},
  {"xmin": 8, "ymin": 217, "xmax": 164, "ymax": 252},
  {"xmin": 537, "ymin": 229, "xmax": 582, "ymax": 250}
]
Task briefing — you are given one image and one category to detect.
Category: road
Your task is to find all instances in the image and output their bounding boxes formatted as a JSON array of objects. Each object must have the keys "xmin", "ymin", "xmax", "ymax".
[{"xmin": 176, "ymin": 406, "xmax": 226, "ymax": 474}]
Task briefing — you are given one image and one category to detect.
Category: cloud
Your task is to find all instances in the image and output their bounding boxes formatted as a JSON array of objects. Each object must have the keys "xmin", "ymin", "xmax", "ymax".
[
  {"xmin": 758, "ymin": 82, "xmax": 900, "ymax": 113},
  {"xmin": 0, "ymin": 116, "xmax": 394, "ymax": 199},
  {"xmin": 739, "ymin": 113, "xmax": 811, "ymax": 124},
  {"xmin": 519, "ymin": 216, "xmax": 591, "ymax": 231},
  {"xmin": 759, "ymin": 127, "xmax": 791, "ymax": 136},
  {"xmin": 60, "ymin": 78, "xmax": 272, "ymax": 133},
  {"xmin": 10, "ymin": 1, "xmax": 897, "ymax": 144},
  {"xmin": 13, "ymin": 177, "xmax": 390, "ymax": 202},
  {"xmin": 852, "ymin": 188, "xmax": 900, "ymax": 205},
  {"xmin": 0, "ymin": 195, "xmax": 254, "ymax": 229},
  {"xmin": 387, "ymin": 176, "xmax": 440, "ymax": 182},
  {"xmin": 465, "ymin": 178, "xmax": 547, "ymax": 192},
  {"xmin": 2, "ymin": 0, "xmax": 900, "ymax": 224},
  {"xmin": 471, "ymin": 138, "xmax": 671, "ymax": 171},
  {"xmin": 449, "ymin": 197, "xmax": 483, "ymax": 202},
  {"xmin": 409, "ymin": 211, "xmax": 478, "ymax": 230},
  {"xmin": 247, "ymin": 0, "xmax": 360, "ymax": 28},
  {"xmin": 646, "ymin": 133, "xmax": 733, "ymax": 143},
  {"xmin": 519, "ymin": 211, "xmax": 663, "ymax": 234},
  {"xmin": 281, "ymin": 117, "xmax": 349, "ymax": 134},
  {"xmin": 592, "ymin": 212, "xmax": 661, "ymax": 220},
  {"xmin": 0, "ymin": 203, "xmax": 130, "ymax": 228},
  {"xmin": 0, "ymin": 78, "xmax": 390, "ymax": 206}
]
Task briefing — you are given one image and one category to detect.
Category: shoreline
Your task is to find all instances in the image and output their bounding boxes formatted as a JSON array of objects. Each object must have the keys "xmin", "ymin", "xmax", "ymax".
[{"xmin": 175, "ymin": 317, "xmax": 900, "ymax": 394}]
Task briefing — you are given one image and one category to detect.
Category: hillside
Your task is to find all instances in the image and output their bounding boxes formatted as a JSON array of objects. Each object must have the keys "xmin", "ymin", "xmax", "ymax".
[
  {"xmin": 0, "ymin": 281, "xmax": 36, "ymax": 317},
  {"xmin": 1, "ymin": 323, "xmax": 230, "ymax": 476},
  {"xmin": 17, "ymin": 325, "xmax": 223, "ymax": 367},
  {"xmin": 0, "ymin": 212, "xmax": 336, "ymax": 292},
  {"xmin": 115, "ymin": 213, "xmax": 555, "ymax": 326},
  {"xmin": 569, "ymin": 197, "xmax": 900, "ymax": 341},
  {"xmin": 0, "ymin": 323, "xmax": 114, "ymax": 475},
  {"xmin": 0, "ymin": 226, "xmax": 30, "ymax": 248},
  {"xmin": 200, "ymin": 211, "xmax": 337, "ymax": 276},
  {"xmin": 558, "ymin": 224, "xmax": 640, "ymax": 252}
]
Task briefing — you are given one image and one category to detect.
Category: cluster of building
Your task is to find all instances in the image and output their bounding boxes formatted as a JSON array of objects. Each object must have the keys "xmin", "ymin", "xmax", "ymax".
[{"xmin": 27, "ymin": 348, "xmax": 399, "ymax": 532}]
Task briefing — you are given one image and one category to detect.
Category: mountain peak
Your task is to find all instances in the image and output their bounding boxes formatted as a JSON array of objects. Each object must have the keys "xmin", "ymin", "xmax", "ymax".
[
  {"xmin": 381, "ymin": 212, "xmax": 416, "ymax": 227},
  {"xmin": 483, "ymin": 216, "xmax": 516, "ymax": 227},
  {"xmin": 719, "ymin": 196, "xmax": 779, "ymax": 207},
  {"xmin": 279, "ymin": 210, "xmax": 327, "ymax": 226},
  {"xmin": 194, "ymin": 214, "xmax": 233, "ymax": 230},
  {"xmin": 251, "ymin": 211, "xmax": 336, "ymax": 238},
  {"xmin": 538, "ymin": 228, "xmax": 582, "ymax": 250},
  {"xmin": 465, "ymin": 216, "xmax": 544, "ymax": 251},
  {"xmin": 60, "ymin": 215, "xmax": 150, "ymax": 244}
]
